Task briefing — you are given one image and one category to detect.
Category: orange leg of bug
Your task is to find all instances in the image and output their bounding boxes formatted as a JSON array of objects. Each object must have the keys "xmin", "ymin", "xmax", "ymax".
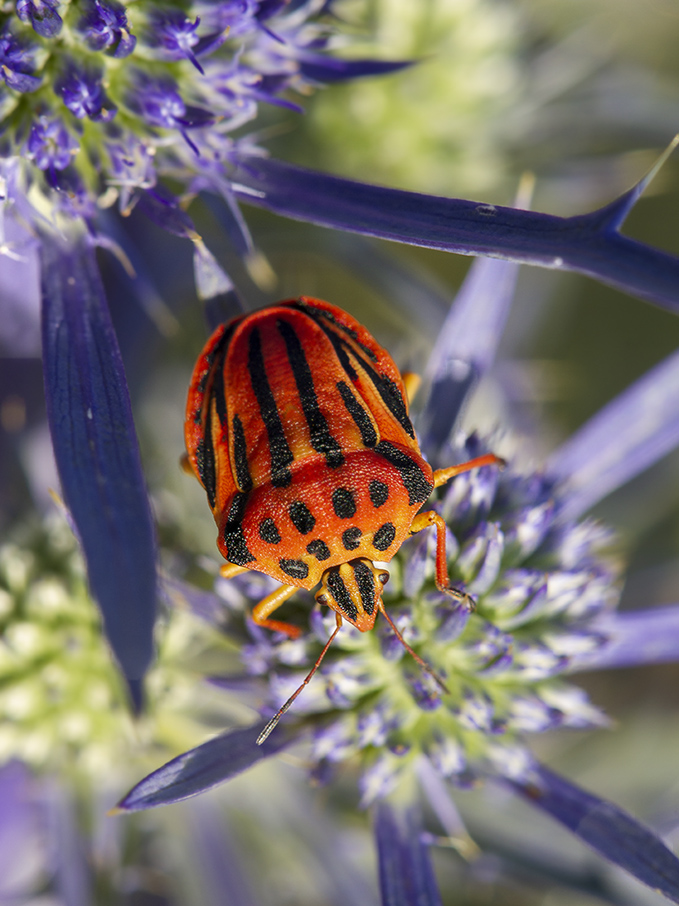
[
  {"xmin": 179, "ymin": 452, "xmax": 194, "ymax": 475},
  {"xmin": 432, "ymin": 453, "xmax": 505, "ymax": 489},
  {"xmin": 410, "ymin": 509, "xmax": 470, "ymax": 607},
  {"xmin": 256, "ymin": 613, "xmax": 343, "ymax": 745},
  {"xmin": 401, "ymin": 371, "xmax": 422, "ymax": 404},
  {"xmin": 251, "ymin": 584, "xmax": 303, "ymax": 639},
  {"xmin": 220, "ymin": 563, "xmax": 249, "ymax": 580},
  {"xmin": 220, "ymin": 567, "xmax": 302, "ymax": 637},
  {"xmin": 411, "ymin": 453, "xmax": 505, "ymax": 604}
]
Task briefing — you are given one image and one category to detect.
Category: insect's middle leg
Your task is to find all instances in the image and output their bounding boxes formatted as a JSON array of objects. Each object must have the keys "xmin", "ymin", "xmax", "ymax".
[
  {"xmin": 410, "ymin": 510, "xmax": 472, "ymax": 609},
  {"xmin": 252, "ymin": 584, "xmax": 302, "ymax": 639}
]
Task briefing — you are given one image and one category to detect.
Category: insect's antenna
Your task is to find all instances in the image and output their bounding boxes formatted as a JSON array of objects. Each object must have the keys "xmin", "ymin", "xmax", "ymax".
[
  {"xmin": 256, "ymin": 615, "xmax": 343, "ymax": 746},
  {"xmin": 379, "ymin": 605, "xmax": 450, "ymax": 695}
]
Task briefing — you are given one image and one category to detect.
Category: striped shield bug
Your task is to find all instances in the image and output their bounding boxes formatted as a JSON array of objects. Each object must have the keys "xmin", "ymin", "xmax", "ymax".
[{"xmin": 184, "ymin": 297, "xmax": 503, "ymax": 742}]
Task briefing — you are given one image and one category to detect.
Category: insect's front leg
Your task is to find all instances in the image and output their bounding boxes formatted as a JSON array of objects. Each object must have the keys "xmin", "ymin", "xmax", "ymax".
[
  {"xmin": 252, "ymin": 584, "xmax": 302, "ymax": 639},
  {"xmin": 410, "ymin": 510, "xmax": 474, "ymax": 610}
]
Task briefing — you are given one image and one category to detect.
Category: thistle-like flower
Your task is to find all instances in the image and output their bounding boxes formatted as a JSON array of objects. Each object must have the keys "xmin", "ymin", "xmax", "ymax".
[
  {"xmin": 2, "ymin": 0, "xmax": 679, "ymax": 709},
  {"xmin": 118, "ymin": 251, "xmax": 679, "ymax": 903},
  {"xmin": 4, "ymin": 2, "xmax": 679, "ymax": 902},
  {"xmin": 0, "ymin": 511, "xmax": 235, "ymax": 774},
  {"xmin": 227, "ymin": 434, "xmax": 620, "ymax": 805}
]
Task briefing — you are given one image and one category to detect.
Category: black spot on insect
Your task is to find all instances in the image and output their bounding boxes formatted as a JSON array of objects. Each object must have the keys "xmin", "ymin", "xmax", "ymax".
[
  {"xmin": 369, "ymin": 479, "xmax": 389, "ymax": 508},
  {"xmin": 279, "ymin": 558, "xmax": 309, "ymax": 580},
  {"xmin": 375, "ymin": 441, "xmax": 432, "ymax": 506},
  {"xmin": 289, "ymin": 500, "xmax": 316, "ymax": 535},
  {"xmin": 326, "ymin": 569, "xmax": 358, "ymax": 621},
  {"xmin": 342, "ymin": 527, "xmax": 362, "ymax": 551},
  {"xmin": 332, "ymin": 487, "xmax": 356, "ymax": 519},
  {"xmin": 224, "ymin": 536, "xmax": 254, "ymax": 566},
  {"xmin": 259, "ymin": 518, "xmax": 281, "ymax": 544},
  {"xmin": 352, "ymin": 560, "xmax": 376, "ymax": 616},
  {"xmin": 307, "ymin": 539, "xmax": 331, "ymax": 561},
  {"xmin": 373, "ymin": 522, "xmax": 396, "ymax": 552}
]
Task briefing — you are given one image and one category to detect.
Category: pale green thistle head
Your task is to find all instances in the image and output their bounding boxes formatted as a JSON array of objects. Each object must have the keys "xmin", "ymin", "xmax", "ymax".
[
  {"xmin": 0, "ymin": 512, "xmax": 235, "ymax": 778},
  {"xmin": 299, "ymin": 0, "xmax": 524, "ymax": 195}
]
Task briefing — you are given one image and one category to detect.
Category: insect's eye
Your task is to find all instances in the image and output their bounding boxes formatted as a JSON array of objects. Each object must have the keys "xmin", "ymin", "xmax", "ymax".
[
  {"xmin": 378, "ymin": 572, "xmax": 390, "ymax": 586},
  {"xmin": 316, "ymin": 592, "xmax": 329, "ymax": 605}
]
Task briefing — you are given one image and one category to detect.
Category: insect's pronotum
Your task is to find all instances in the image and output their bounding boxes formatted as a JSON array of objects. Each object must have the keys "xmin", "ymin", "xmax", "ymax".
[{"xmin": 184, "ymin": 297, "xmax": 503, "ymax": 742}]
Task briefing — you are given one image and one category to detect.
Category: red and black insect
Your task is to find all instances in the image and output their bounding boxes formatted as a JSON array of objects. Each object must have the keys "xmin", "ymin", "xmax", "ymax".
[{"xmin": 185, "ymin": 297, "xmax": 502, "ymax": 741}]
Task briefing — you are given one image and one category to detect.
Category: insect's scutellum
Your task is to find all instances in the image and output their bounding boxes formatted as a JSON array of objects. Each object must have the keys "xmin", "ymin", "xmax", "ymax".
[{"xmin": 185, "ymin": 297, "xmax": 503, "ymax": 737}]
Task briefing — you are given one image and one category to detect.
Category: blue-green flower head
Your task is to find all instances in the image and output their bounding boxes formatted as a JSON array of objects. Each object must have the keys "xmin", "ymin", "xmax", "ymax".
[
  {"xmin": 0, "ymin": 0, "xmax": 341, "ymax": 220},
  {"xmin": 17, "ymin": 0, "xmax": 63, "ymax": 38},
  {"xmin": 0, "ymin": 27, "xmax": 44, "ymax": 92},
  {"xmin": 219, "ymin": 435, "xmax": 620, "ymax": 804},
  {"xmin": 27, "ymin": 113, "xmax": 78, "ymax": 173},
  {"xmin": 78, "ymin": 0, "xmax": 136, "ymax": 57}
]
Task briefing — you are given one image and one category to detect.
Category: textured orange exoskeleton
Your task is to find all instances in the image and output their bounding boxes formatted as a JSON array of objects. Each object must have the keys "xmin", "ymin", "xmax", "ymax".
[{"xmin": 185, "ymin": 297, "xmax": 502, "ymax": 740}]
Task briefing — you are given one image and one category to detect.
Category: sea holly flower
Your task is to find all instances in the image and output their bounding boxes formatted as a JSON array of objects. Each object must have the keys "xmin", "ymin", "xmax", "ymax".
[
  {"xmin": 116, "ymin": 251, "xmax": 679, "ymax": 903},
  {"xmin": 55, "ymin": 61, "xmax": 117, "ymax": 121},
  {"xmin": 0, "ymin": 512, "xmax": 273, "ymax": 902},
  {"xmin": 2, "ymin": 3, "xmax": 679, "ymax": 898},
  {"xmin": 0, "ymin": 510, "xmax": 239, "ymax": 770},
  {"xmin": 16, "ymin": 0, "xmax": 62, "ymax": 38},
  {"xmin": 77, "ymin": 0, "xmax": 136, "ymax": 57},
  {"xmin": 145, "ymin": 9, "xmax": 223, "ymax": 74},
  {"xmin": 127, "ymin": 72, "xmax": 193, "ymax": 129},
  {"xmin": 0, "ymin": 28, "xmax": 42, "ymax": 91},
  {"xmin": 2, "ymin": 0, "xmax": 679, "ymax": 708},
  {"xmin": 27, "ymin": 115, "xmax": 78, "ymax": 175}
]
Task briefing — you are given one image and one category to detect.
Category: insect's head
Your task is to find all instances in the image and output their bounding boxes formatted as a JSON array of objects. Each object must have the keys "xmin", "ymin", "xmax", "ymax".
[{"xmin": 315, "ymin": 559, "xmax": 389, "ymax": 632}]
